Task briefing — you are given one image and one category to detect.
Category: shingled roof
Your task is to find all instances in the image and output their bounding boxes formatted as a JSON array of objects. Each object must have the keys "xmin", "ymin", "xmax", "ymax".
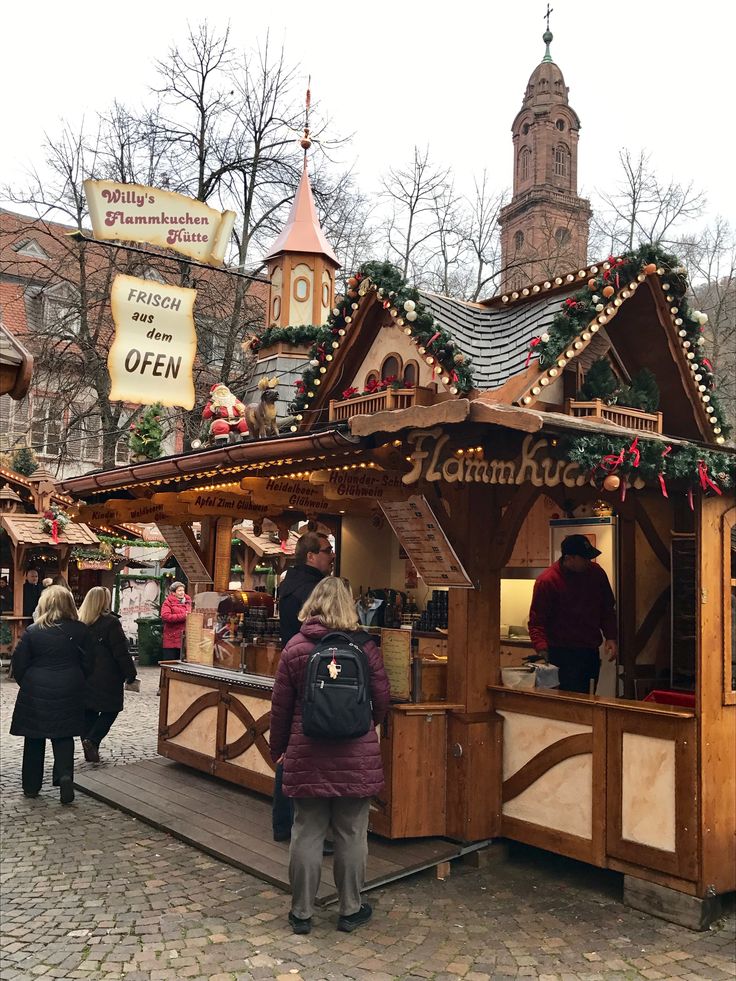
[{"xmin": 418, "ymin": 288, "xmax": 575, "ymax": 390}]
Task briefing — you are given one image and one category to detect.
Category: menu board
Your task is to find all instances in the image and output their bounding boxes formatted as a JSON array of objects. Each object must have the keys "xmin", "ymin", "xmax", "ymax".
[
  {"xmin": 157, "ymin": 524, "xmax": 213, "ymax": 584},
  {"xmin": 185, "ymin": 612, "xmax": 214, "ymax": 666},
  {"xmin": 380, "ymin": 496, "xmax": 473, "ymax": 588},
  {"xmin": 380, "ymin": 628, "xmax": 412, "ymax": 702}
]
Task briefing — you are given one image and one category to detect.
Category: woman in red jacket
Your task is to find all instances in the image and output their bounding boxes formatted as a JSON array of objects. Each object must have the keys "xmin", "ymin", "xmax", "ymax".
[
  {"xmin": 270, "ymin": 577, "xmax": 390, "ymax": 936},
  {"xmin": 160, "ymin": 582, "xmax": 192, "ymax": 659}
]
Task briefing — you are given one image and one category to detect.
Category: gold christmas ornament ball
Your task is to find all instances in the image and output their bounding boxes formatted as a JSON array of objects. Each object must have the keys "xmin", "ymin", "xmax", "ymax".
[
  {"xmin": 643, "ymin": 263, "xmax": 657, "ymax": 275},
  {"xmin": 603, "ymin": 474, "xmax": 621, "ymax": 492},
  {"xmin": 602, "ymin": 285, "xmax": 615, "ymax": 298},
  {"xmin": 347, "ymin": 276, "xmax": 358, "ymax": 288},
  {"xmin": 588, "ymin": 278, "xmax": 597, "ymax": 290}
]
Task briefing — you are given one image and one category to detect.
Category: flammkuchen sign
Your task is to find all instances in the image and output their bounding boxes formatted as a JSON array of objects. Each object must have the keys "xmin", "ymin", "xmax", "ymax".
[
  {"xmin": 107, "ymin": 274, "xmax": 197, "ymax": 409},
  {"xmin": 84, "ymin": 180, "xmax": 236, "ymax": 266}
]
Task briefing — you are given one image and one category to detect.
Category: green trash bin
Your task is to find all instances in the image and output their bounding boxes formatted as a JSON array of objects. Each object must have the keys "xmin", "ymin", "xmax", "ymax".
[{"xmin": 136, "ymin": 617, "xmax": 163, "ymax": 666}]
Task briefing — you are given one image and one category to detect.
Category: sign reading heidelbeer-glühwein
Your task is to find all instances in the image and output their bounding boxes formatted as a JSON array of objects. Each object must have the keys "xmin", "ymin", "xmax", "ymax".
[
  {"xmin": 84, "ymin": 180, "xmax": 236, "ymax": 266},
  {"xmin": 107, "ymin": 275, "xmax": 197, "ymax": 409}
]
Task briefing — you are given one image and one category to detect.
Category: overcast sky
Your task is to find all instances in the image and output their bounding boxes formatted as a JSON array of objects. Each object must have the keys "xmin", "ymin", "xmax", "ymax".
[{"xmin": 2, "ymin": 0, "xmax": 732, "ymax": 250}]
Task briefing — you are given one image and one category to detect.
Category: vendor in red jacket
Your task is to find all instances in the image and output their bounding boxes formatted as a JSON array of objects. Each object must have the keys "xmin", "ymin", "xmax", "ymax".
[
  {"xmin": 528, "ymin": 535, "xmax": 618, "ymax": 694},
  {"xmin": 160, "ymin": 582, "xmax": 192, "ymax": 659}
]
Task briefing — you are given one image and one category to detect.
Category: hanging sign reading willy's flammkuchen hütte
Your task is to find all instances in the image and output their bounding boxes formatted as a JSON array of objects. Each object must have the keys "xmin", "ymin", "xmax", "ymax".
[
  {"xmin": 107, "ymin": 274, "xmax": 197, "ymax": 409},
  {"xmin": 84, "ymin": 180, "xmax": 236, "ymax": 265}
]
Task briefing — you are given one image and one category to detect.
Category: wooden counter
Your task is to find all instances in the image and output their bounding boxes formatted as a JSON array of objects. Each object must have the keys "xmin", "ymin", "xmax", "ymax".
[
  {"xmin": 488, "ymin": 684, "xmax": 698, "ymax": 894},
  {"xmin": 158, "ymin": 661, "xmax": 461, "ymax": 840},
  {"xmin": 158, "ymin": 661, "xmax": 276, "ymax": 795}
]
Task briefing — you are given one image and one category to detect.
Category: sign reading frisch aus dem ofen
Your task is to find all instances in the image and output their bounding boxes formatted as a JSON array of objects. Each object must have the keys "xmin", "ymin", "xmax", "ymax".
[
  {"xmin": 108, "ymin": 275, "xmax": 197, "ymax": 409},
  {"xmin": 84, "ymin": 180, "xmax": 236, "ymax": 266}
]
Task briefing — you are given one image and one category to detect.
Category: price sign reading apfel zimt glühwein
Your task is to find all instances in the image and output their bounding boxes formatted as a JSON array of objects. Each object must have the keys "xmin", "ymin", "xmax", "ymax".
[{"xmin": 107, "ymin": 274, "xmax": 197, "ymax": 409}]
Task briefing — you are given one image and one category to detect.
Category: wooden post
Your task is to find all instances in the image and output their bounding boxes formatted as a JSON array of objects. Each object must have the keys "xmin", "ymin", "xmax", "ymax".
[
  {"xmin": 696, "ymin": 495, "xmax": 736, "ymax": 897},
  {"xmin": 441, "ymin": 483, "xmax": 503, "ymax": 841},
  {"xmin": 213, "ymin": 518, "xmax": 234, "ymax": 593}
]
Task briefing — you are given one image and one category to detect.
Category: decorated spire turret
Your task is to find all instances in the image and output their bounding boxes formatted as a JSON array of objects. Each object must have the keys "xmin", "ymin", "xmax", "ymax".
[{"xmin": 263, "ymin": 83, "xmax": 339, "ymax": 329}]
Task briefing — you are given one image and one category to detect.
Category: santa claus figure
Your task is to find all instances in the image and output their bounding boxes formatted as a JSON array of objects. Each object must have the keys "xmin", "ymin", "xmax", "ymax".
[{"xmin": 202, "ymin": 383, "xmax": 249, "ymax": 444}]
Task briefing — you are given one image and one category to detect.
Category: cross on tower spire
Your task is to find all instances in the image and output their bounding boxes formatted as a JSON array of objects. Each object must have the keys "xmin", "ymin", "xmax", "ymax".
[{"xmin": 542, "ymin": 6, "xmax": 554, "ymax": 63}]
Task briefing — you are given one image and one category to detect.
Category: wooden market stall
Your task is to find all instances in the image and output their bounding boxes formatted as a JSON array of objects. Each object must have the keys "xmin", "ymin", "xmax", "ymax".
[
  {"xmin": 0, "ymin": 464, "xmax": 100, "ymax": 652},
  {"xmin": 59, "ymin": 187, "xmax": 735, "ymax": 926}
]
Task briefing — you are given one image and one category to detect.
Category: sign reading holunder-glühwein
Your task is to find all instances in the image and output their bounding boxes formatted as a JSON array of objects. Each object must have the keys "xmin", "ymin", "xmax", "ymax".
[
  {"xmin": 108, "ymin": 274, "xmax": 197, "ymax": 409},
  {"xmin": 84, "ymin": 180, "xmax": 236, "ymax": 266}
]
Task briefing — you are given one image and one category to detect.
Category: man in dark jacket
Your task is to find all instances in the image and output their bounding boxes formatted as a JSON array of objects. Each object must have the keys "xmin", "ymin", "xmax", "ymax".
[
  {"xmin": 22, "ymin": 570, "xmax": 42, "ymax": 619},
  {"xmin": 528, "ymin": 534, "xmax": 618, "ymax": 694},
  {"xmin": 273, "ymin": 532, "xmax": 335, "ymax": 844},
  {"xmin": 278, "ymin": 532, "xmax": 334, "ymax": 646}
]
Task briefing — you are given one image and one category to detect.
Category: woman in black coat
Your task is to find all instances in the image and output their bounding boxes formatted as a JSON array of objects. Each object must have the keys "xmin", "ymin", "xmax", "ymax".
[
  {"xmin": 78, "ymin": 586, "xmax": 138, "ymax": 763},
  {"xmin": 10, "ymin": 585, "xmax": 94, "ymax": 804}
]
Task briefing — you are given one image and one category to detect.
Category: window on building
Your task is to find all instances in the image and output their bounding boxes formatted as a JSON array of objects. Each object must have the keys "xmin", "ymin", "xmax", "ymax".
[
  {"xmin": 556, "ymin": 119, "xmax": 565, "ymax": 131},
  {"xmin": 69, "ymin": 408, "xmax": 102, "ymax": 464},
  {"xmin": 115, "ymin": 438, "xmax": 130, "ymax": 466},
  {"xmin": 31, "ymin": 402, "xmax": 61, "ymax": 459},
  {"xmin": 43, "ymin": 284, "xmax": 80, "ymax": 336},
  {"xmin": 381, "ymin": 355, "xmax": 401, "ymax": 381},
  {"xmin": 554, "ymin": 146, "xmax": 568, "ymax": 178},
  {"xmin": 403, "ymin": 361, "xmax": 418, "ymax": 386},
  {"xmin": 365, "ymin": 371, "xmax": 379, "ymax": 388},
  {"xmin": 555, "ymin": 227, "xmax": 572, "ymax": 246},
  {"xmin": 293, "ymin": 277, "xmax": 310, "ymax": 302},
  {"xmin": 0, "ymin": 395, "xmax": 31, "ymax": 452},
  {"xmin": 522, "ymin": 123, "xmax": 530, "ymax": 135},
  {"xmin": 272, "ymin": 296, "xmax": 281, "ymax": 322},
  {"xmin": 17, "ymin": 239, "xmax": 48, "ymax": 259},
  {"xmin": 519, "ymin": 147, "xmax": 531, "ymax": 181},
  {"xmin": 514, "ymin": 230, "xmax": 525, "ymax": 251}
]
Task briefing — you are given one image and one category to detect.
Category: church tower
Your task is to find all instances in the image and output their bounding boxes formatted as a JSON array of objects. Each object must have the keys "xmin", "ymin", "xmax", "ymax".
[
  {"xmin": 263, "ymin": 132, "xmax": 340, "ymax": 328},
  {"xmin": 498, "ymin": 26, "xmax": 591, "ymax": 291}
]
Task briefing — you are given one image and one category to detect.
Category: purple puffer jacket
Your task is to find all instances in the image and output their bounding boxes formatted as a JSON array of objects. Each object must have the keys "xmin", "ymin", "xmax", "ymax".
[{"xmin": 269, "ymin": 619, "xmax": 390, "ymax": 798}]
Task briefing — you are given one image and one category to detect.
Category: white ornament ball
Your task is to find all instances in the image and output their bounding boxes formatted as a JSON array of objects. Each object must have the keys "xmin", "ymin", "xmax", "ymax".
[
  {"xmin": 541, "ymin": 333, "xmax": 550, "ymax": 342},
  {"xmin": 403, "ymin": 300, "xmax": 416, "ymax": 312},
  {"xmin": 592, "ymin": 295, "xmax": 601, "ymax": 303},
  {"xmin": 595, "ymin": 304, "xmax": 604, "ymax": 312},
  {"xmin": 406, "ymin": 310, "xmax": 418, "ymax": 322},
  {"xmin": 310, "ymin": 359, "xmax": 319, "ymax": 367}
]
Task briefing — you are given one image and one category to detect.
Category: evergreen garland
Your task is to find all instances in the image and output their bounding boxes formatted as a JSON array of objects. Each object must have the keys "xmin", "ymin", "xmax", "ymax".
[
  {"xmin": 129, "ymin": 404, "xmax": 165, "ymax": 460},
  {"xmin": 247, "ymin": 325, "xmax": 324, "ymax": 352},
  {"xmin": 99, "ymin": 533, "xmax": 168, "ymax": 549},
  {"xmin": 288, "ymin": 260, "xmax": 474, "ymax": 419},
  {"xmin": 564, "ymin": 433, "xmax": 736, "ymax": 491},
  {"xmin": 533, "ymin": 243, "xmax": 729, "ymax": 437}
]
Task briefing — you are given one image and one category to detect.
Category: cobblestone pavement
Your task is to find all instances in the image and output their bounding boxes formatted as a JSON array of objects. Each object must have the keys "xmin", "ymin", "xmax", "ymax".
[{"xmin": 1, "ymin": 667, "xmax": 734, "ymax": 981}]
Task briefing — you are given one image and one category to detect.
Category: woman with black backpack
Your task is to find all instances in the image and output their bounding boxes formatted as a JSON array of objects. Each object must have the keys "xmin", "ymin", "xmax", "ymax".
[
  {"xmin": 270, "ymin": 576, "xmax": 390, "ymax": 936},
  {"xmin": 78, "ymin": 586, "xmax": 138, "ymax": 763}
]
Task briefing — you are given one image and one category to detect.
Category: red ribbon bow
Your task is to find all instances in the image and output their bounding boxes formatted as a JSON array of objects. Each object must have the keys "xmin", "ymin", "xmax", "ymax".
[
  {"xmin": 51, "ymin": 519, "xmax": 59, "ymax": 544},
  {"xmin": 658, "ymin": 446, "xmax": 672, "ymax": 498},
  {"xmin": 701, "ymin": 358, "xmax": 713, "ymax": 372},
  {"xmin": 697, "ymin": 460, "xmax": 722, "ymax": 495},
  {"xmin": 525, "ymin": 336, "xmax": 542, "ymax": 368},
  {"xmin": 427, "ymin": 331, "xmax": 441, "ymax": 348}
]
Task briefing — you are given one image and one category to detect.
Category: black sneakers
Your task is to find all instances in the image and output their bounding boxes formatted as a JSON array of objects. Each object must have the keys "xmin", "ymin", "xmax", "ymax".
[
  {"xmin": 337, "ymin": 903, "xmax": 372, "ymax": 932},
  {"xmin": 288, "ymin": 911, "xmax": 311, "ymax": 935}
]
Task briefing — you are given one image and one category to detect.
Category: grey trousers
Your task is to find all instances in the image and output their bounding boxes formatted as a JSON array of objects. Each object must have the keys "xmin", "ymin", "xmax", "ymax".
[{"xmin": 289, "ymin": 797, "xmax": 370, "ymax": 919}]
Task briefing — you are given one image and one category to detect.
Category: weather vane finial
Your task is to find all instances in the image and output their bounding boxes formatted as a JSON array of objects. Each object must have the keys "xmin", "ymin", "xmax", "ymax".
[{"xmin": 300, "ymin": 76, "xmax": 312, "ymax": 161}]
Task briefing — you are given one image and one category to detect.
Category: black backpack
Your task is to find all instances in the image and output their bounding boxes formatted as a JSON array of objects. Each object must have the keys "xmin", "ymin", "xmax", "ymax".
[{"xmin": 301, "ymin": 631, "xmax": 373, "ymax": 740}]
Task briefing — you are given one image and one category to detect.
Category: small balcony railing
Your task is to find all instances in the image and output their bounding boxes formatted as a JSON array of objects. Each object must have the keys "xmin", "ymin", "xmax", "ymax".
[
  {"xmin": 566, "ymin": 399, "xmax": 663, "ymax": 434},
  {"xmin": 329, "ymin": 386, "xmax": 435, "ymax": 423}
]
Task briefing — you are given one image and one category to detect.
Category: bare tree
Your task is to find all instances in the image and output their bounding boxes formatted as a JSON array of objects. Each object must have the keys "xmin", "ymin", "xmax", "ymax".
[
  {"xmin": 423, "ymin": 180, "xmax": 469, "ymax": 297},
  {"xmin": 592, "ymin": 149, "xmax": 706, "ymax": 255},
  {"xmin": 677, "ymin": 218, "xmax": 736, "ymax": 435},
  {"xmin": 381, "ymin": 146, "xmax": 450, "ymax": 281},
  {"xmin": 463, "ymin": 172, "xmax": 506, "ymax": 301}
]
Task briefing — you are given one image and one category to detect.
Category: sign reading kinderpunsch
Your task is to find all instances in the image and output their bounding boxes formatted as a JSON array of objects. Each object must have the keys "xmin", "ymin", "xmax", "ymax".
[
  {"xmin": 108, "ymin": 274, "xmax": 197, "ymax": 409},
  {"xmin": 84, "ymin": 180, "xmax": 236, "ymax": 266}
]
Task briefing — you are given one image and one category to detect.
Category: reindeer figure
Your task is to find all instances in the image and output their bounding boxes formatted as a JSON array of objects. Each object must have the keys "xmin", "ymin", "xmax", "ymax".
[{"xmin": 244, "ymin": 377, "xmax": 280, "ymax": 438}]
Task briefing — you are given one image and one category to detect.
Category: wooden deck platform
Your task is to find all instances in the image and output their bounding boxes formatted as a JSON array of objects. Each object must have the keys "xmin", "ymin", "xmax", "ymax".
[{"xmin": 75, "ymin": 758, "xmax": 474, "ymax": 905}]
